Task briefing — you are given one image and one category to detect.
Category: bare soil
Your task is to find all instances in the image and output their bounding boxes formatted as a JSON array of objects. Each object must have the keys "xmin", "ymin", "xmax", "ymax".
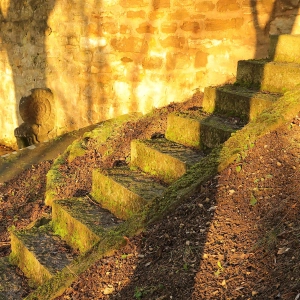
[{"xmin": 0, "ymin": 96, "xmax": 299, "ymax": 299}]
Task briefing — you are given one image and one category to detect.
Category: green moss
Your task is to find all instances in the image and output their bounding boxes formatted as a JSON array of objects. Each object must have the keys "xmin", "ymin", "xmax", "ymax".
[{"xmin": 67, "ymin": 142, "xmax": 86, "ymax": 163}]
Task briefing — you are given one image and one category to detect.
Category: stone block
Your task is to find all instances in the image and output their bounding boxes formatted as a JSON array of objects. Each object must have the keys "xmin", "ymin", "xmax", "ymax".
[
  {"xmin": 75, "ymin": 50, "xmax": 93, "ymax": 63},
  {"xmin": 87, "ymin": 22, "xmax": 103, "ymax": 36},
  {"xmin": 166, "ymin": 111, "xmax": 239, "ymax": 149},
  {"xmin": 160, "ymin": 36, "xmax": 185, "ymax": 48},
  {"xmin": 131, "ymin": 138, "xmax": 204, "ymax": 183},
  {"xmin": 175, "ymin": 53, "xmax": 191, "ymax": 69},
  {"xmin": 111, "ymin": 37, "xmax": 144, "ymax": 52},
  {"xmin": 120, "ymin": 25, "xmax": 131, "ymax": 34},
  {"xmin": 216, "ymin": 0, "xmax": 240, "ymax": 12},
  {"xmin": 149, "ymin": 11, "xmax": 165, "ymax": 21},
  {"xmin": 202, "ymin": 85, "xmax": 280, "ymax": 121},
  {"xmin": 152, "ymin": 0, "xmax": 170, "ymax": 9},
  {"xmin": 121, "ymin": 57, "xmax": 134, "ymax": 63},
  {"xmin": 92, "ymin": 167, "xmax": 166, "ymax": 219},
  {"xmin": 136, "ymin": 22, "xmax": 157, "ymax": 34},
  {"xmin": 102, "ymin": 22, "xmax": 119, "ymax": 34},
  {"xmin": 142, "ymin": 56, "xmax": 163, "ymax": 69},
  {"xmin": 127, "ymin": 10, "xmax": 146, "ymax": 18},
  {"xmin": 180, "ymin": 21, "xmax": 201, "ymax": 32},
  {"xmin": 195, "ymin": 51, "xmax": 208, "ymax": 68},
  {"xmin": 161, "ymin": 22, "xmax": 178, "ymax": 33},
  {"xmin": 169, "ymin": 9, "xmax": 190, "ymax": 20},
  {"xmin": 52, "ymin": 197, "xmax": 120, "ymax": 253},
  {"xmin": 166, "ymin": 53, "xmax": 176, "ymax": 70},
  {"xmin": 10, "ymin": 226, "xmax": 74, "ymax": 287},
  {"xmin": 205, "ymin": 18, "xmax": 244, "ymax": 31},
  {"xmin": 195, "ymin": 1, "xmax": 215, "ymax": 12}
]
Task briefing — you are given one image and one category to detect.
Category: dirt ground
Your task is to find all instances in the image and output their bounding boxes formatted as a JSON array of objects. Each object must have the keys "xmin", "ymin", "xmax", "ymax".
[{"xmin": 0, "ymin": 95, "xmax": 299, "ymax": 299}]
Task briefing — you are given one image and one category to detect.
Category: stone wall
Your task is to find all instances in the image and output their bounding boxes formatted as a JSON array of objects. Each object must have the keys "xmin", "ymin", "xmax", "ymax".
[{"xmin": 0, "ymin": 0, "xmax": 299, "ymax": 147}]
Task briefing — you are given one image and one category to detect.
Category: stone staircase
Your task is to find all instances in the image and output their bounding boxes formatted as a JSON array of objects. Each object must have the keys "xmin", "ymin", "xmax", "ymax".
[{"xmin": 1, "ymin": 34, "xmax": 299, "ymax": 299}]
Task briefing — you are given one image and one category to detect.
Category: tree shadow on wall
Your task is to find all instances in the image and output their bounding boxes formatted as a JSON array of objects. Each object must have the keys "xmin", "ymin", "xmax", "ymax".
[{"xmin": 250, "ymin": 0, "xmax": 299, "ymax": 59}]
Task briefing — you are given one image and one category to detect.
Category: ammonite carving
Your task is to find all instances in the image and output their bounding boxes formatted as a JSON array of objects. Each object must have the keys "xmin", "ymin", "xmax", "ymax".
[{"xmin": 14, "ymin": 88, "xmax": 56, "ymax": 149}]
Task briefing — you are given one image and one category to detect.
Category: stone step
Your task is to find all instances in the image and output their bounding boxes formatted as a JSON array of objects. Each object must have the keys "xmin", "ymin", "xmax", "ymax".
[
  {"xmin": 91, "ymin": 167, "xmax": 166, "ymax": 220},
  {"xmin": 0, "ymin": 257, "xmax": 28, "ymax": 300},
  {"xmin": 52, "ymin": 196, "xmax": 122, "ymax": 253},
  {"xmin": 236, "ymin": 59, "xmax": 300, "ymax": 93},
  {"xmin": 165, "ymin": 110, "xmax": 242, "ymax": 150},
  {"xmin": 202, "ymin": 84, "xmax": 281, "ymax": 121},
  {"xmin": 9, "ymin": 225, "xmax": 76, "ymax": 287},
  {"xmin": 269, "ymin": 34, "xmax": 300, "ymax": 64},
  {"xmin": 131, "ymin": 138, "xmax": 204, "ymax": 184}
]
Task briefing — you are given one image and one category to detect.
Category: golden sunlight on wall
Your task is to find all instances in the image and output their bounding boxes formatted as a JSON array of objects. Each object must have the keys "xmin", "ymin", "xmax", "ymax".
[
  {"xmin": 0, "ymin": 0, "xmax": 299, "ymax": 145},
  {"xmin": 0, "ymin": 49, "xmax": 18, "ymax": 147}
]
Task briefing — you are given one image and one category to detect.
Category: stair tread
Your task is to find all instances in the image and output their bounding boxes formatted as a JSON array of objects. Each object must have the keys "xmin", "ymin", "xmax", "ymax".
[
  {"xmin": 55, "ymin": 197, "xmax": 122, "ymax": 236},
  {"xmin": 0, "ymin": 257, "xmax": 25, "ymax": 300},
  {"xmin": 215, "ymin": 84, "xmax": 282, "ymax": 100},
  {"xmin": 12, "ymin": 226, "xmax": 76, "ymax": 275},
  {"xmin": 103, "ymin": 167, "xmax": 167, "ymax": 200},
  {"xmin": 239, "ymin": 59, "xmax": 300, "ymax": 67},
  {"xmin": 171, "ymin": 110, "xmax": 243, "ymax": 130},
  {"xmin": 138, "ymin": 138, "xmax": 205, "ymax": 166}
]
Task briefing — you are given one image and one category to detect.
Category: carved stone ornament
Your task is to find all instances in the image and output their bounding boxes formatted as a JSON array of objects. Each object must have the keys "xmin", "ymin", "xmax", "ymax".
[{"xmin": 14, "ymin": 88, "xmax": 56, "ymax": 149}]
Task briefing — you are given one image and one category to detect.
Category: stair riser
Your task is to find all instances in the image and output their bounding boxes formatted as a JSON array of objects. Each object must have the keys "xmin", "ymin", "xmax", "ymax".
[
  {"xmin": 166, "ymin": 114, "xmax": 201, "ymax": 148},
  {"xmin": 10, "ymin": 232, "xmax": 52, "ymax": 287},
  {"xmin": 52, "ymin": 202, "xmax": 100, "ymax": 253},
  {"xmin": 92, "ymin": 169, "xmax": 147, "ymax": 220},
  {"xmin": 269, "ymin": 35, "xmax": 300, "ymax": 63},
  {"xmin": 203, "ymin": 87, "xmax": 276, "ymax": 121},
  {"xmin": 166, "ymin": 113, "xmax": 235, "ymax": 149},
  {"xmin": 236, "ymin": 60, "xmax": 300, "ymax": 93},
  {"xmin": 131, "ymin": 140, "xmax": 188, "ymax": 184},
  {"xmin": 200, "ymin": 123, "xmax": 233, "ymax": 150}
]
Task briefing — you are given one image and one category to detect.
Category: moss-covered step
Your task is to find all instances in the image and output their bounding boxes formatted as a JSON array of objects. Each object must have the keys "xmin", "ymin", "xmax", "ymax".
[
  {"xmin": 131, "ymin": 138, "xmax": 205, "ymax": 184},
  {"xmin": 269, "ymin": 35, "xmax": 300, "ymax": 64},
  {"xmin": 91, "ymin": 167, "xmax": 166, "ymax": 220},
  {"xmin": 165, "ymin": 111, "xmax": 242, "ymax": 150},
  {"xmin": 202, "ymin": 84, "xmax": 281, "ymax": 121},
  {"xmin": 52, "ymin": 197, "xmax": 122, "ymax": 253},
  {"xmin": 9, "ymin": 225, "xmax": 76, "ymax": 287},
  {"xmin": 0, "ymin": 257, "xmax": 26, "ymax": 300},
  {"xmin": 236, "ymin": 59, "xmax": 300, "ymax": 93}
]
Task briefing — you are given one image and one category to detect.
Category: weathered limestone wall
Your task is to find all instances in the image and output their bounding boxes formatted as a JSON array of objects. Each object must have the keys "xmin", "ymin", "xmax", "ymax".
[{"xmin": 0, "ymin": 0, "xmax": 299, "ymax": 147}]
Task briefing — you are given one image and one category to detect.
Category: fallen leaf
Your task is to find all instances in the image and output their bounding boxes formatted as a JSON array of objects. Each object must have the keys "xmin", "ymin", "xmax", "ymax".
[
  {"xmin": 277, "ymin": 247, "xmax": 290, "ymax": 255},
  {"xmin": 103, "ymin": 286, "xmax": 115, "ymax": 295},
  {"xmin": 250, "ymin": 194, "xmax": 257, "ymax": 206},
  {"xmin": 208, "ymin": 206, "xmax": 217, "ymax": 212}
]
